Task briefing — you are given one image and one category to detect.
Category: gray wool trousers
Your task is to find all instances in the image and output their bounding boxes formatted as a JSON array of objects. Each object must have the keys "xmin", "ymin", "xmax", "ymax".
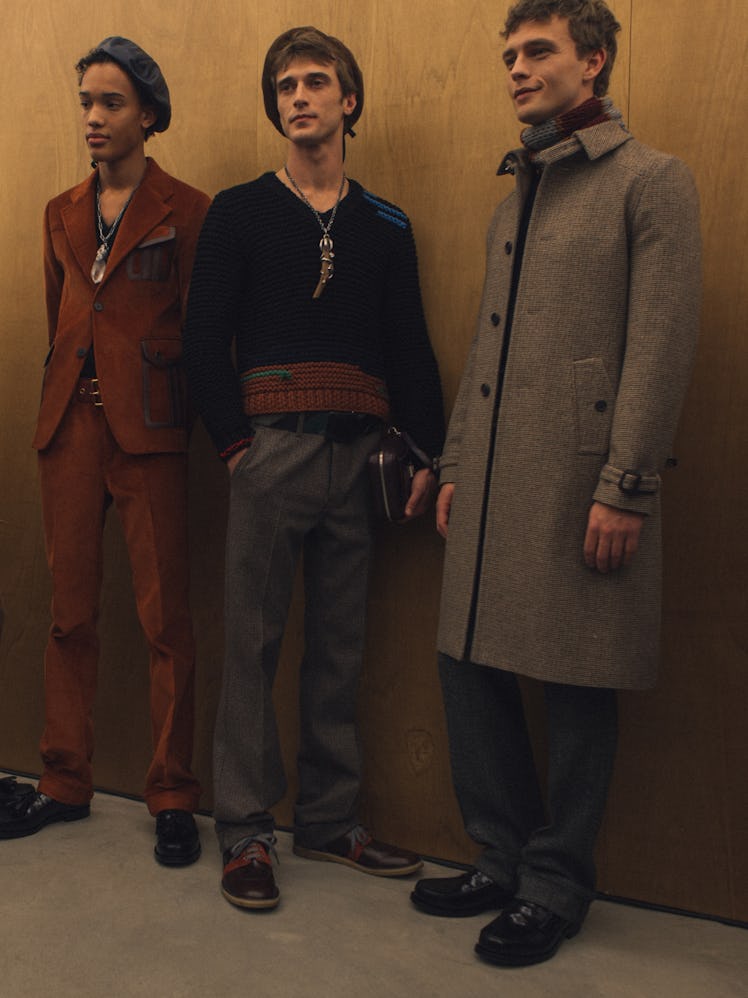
[
  {"xmin": 213, "ymin": 423, "xmax": 379, "ymax": 855},
  {"xmin": 438, "ymin": 654, "xmax": 618, "ymax": 924}
]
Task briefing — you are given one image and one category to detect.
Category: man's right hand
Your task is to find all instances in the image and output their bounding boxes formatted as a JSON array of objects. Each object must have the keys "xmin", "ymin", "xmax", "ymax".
[
  {"xmin": 227, "ymin": 448, "xmax": 249, "ymax": 475},
  {"xmin": 436, "ymin": 483, "xmax": 455, "ymax": 539}
]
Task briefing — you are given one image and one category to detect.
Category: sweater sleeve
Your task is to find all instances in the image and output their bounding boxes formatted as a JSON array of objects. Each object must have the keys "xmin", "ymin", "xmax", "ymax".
[
  {"xmin": 183, "ymin": 192, "xmax": 254, "ymax": 459},
  {"xmin": 380, "ymin": 218, "xmax": 445, "ymax": 461}
]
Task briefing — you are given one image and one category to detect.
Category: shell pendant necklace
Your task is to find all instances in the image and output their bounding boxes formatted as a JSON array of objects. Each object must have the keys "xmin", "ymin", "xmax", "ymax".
[
  {"xmin": 284, "ymin": 166, "xmax": 345, "ymax": 299},
  {"xmin": 90, "ymin": 181, "xmax": 138, "ymax": 284}
]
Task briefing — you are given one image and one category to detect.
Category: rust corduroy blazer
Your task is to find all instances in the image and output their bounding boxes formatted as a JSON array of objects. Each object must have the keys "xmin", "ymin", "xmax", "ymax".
[{"xmin": 34, "ymin": 158, "xmax": 210, "ymax": 455}]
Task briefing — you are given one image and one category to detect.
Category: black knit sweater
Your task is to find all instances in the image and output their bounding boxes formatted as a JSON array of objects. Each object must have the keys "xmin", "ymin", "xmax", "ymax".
[{"xmin": 184, "ymin": 173, "xmax": 444, "ymax": 460}]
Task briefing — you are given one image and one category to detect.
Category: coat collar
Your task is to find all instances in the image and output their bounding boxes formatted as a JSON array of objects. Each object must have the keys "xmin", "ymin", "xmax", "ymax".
[
  {"xmin": 61, "ymin": 158, "xmax": 175, "ymax": 287},
  {"xmin": 497, "ymin": 120, "xmax": 632, "ymax": 177}
]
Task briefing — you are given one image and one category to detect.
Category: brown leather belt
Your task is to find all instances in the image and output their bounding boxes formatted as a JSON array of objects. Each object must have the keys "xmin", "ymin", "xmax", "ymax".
[{"xmin": 77, "ymin": 377, "xmax": 103, "ymax": 406}]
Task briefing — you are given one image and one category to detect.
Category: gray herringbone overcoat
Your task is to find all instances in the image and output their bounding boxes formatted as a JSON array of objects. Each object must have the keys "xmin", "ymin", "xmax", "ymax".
[{"xmin": 437, "ymin": 122, "xmax": 701, "ymax": 689}]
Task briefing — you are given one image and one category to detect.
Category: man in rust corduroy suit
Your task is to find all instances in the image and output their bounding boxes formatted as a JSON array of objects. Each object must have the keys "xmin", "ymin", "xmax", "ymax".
[{"xmin": 0, "ymin": 37, "xmax": 209, "ymax": 865}]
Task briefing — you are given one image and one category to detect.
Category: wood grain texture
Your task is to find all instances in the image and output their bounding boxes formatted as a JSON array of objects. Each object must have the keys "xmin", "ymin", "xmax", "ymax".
[
  {"xmin": 0, "ymin": 0, "xmax": 744, "ymax": 921},
  {"xmin": 595, "ymin": 0, "xmax": 748, "ymax": 921}
]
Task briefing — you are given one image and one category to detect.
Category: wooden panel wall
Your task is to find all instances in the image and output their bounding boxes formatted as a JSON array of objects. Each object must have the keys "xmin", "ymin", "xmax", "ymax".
[
  {"xmin": 595, "ymin": 0, "xmax": 748, "ymax": 921},
  {"xmin": 0, "ymin": 0, "xmax": 744, "ymax": 921}
]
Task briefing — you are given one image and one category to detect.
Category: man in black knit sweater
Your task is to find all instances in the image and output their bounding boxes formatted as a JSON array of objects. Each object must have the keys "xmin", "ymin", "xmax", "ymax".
[{"xmin": 184, "ymin": 26, "xmax": 444, "ymax": 910}]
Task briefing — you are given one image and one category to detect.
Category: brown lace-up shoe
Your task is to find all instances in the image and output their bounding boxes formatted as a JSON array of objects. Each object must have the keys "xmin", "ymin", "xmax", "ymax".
[
  {"xmin": 293, "ymin": 825, "xmax": 423, "ymax": 877},
  {"xmin": 221, "ymin": 836, "xmax": 280, "ymax": 909}
]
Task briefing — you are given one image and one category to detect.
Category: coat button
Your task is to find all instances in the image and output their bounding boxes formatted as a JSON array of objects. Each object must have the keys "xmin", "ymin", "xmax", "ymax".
[
  {"xmin": 76, "ymin": 347, "xmax": 87, "ymax": 358},
  {"xmin": 93, "ymin": 302, "xmax": 104, "ymax": 312},
  {"xmin": 481, "ymin": 383, "xmax": 491, "ymax": 397},
  {"xmin": 595, "ymin": 399, "xmax": 607, "ymax": 412},
  {"xmin": 490, "ymin": 313, "xmax": 501, "ymax": 326},
  {"xmin": 504, "ymin": 241, "xmax": 513, "ymax": 254}
]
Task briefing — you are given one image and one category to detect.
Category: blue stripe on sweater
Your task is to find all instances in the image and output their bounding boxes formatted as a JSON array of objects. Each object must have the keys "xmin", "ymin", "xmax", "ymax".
[{"xmin": 362, "ymin": 191, "xmax": 409, "ymax": 229}]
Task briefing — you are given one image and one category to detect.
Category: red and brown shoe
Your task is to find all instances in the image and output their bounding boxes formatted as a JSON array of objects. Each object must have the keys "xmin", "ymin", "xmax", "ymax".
[
  {"xmin": 293, "ymin": 825, "xmax": 423, "ymax": 877},
  {"xmin": 221, "ymin": 836, "xmax": 279, "ymax": 909}
]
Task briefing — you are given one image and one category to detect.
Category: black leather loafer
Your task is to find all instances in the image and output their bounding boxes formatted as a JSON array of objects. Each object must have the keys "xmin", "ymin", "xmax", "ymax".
[
  {"xmin": 154, "ymin": 809, "xmax": 201, "ymax": 866},
  {"xmin": 411, "ymin": 868, "xmax": 513, "ymax": 916},
  {"xmin": 475, "ymin": 898, "xmax": 581, "ymax": 967},
  {"xmin": 0, "ymin": 791, "xmax": 90, "ymax": 839},
  {"xmin": 0, "ymin": 776, "xmax": 35, "ymax": 810}
]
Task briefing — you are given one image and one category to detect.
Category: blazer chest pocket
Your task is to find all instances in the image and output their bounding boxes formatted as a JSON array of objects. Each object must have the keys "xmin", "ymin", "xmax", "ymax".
[
  {"xmin": 141, "ymin": 338, "xmax": 186, "ymax": 429},
  {"xmin": 572, "ymin": 358, "xmax": 614, "ymax": 455},
  {"xmin": 127, "ymin": 227, "xmax": 176, "ymax": 282}
]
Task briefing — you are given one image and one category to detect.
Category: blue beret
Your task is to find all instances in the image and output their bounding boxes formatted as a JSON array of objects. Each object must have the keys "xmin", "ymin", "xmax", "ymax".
[{"xmin": 96, "ymin": 36, "xmax": 171, "ymax": 133}]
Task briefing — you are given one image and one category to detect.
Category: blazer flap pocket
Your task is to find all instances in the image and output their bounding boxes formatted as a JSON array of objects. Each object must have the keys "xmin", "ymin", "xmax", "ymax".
[
  {"xmin": 137, "ymin": 226, "xmax": 176, "ymax": 250},
  {"xmin": 141, "ymin": 337, "xmax": 182, "ymax": 368}
]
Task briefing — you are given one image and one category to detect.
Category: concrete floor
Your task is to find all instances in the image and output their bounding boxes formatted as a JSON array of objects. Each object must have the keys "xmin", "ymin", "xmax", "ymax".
[{"xmin": 1, "ymin": 782, "xmax": 746, "ymax": 998}]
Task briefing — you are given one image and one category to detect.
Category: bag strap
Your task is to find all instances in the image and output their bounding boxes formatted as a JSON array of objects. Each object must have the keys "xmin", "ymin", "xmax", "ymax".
[{"xmin": 389, "ymin": 426, "xmax": 437, "ymax": 473}]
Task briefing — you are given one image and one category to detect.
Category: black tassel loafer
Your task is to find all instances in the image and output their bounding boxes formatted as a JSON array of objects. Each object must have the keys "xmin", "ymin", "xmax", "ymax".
[
  {"xmin": 475, "ymin": 898, "xmax": 582, "ymax": 967},
  {"xmin": 0, "ymin": 791, "xmax": 90, "ymax": 839}
]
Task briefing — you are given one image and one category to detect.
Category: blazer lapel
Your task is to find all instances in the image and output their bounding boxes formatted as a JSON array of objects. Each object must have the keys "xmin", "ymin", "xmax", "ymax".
[
  {"xmin": 60, "ymin": 160, "xmax": 173, "ymax": 287},
  {"xmin": 60, "ymin": 172, "xmax": 99, "ymax": 282},
  {"xmin": 102, "ymin": 173, "xmax": 171, "ymax": 281}
]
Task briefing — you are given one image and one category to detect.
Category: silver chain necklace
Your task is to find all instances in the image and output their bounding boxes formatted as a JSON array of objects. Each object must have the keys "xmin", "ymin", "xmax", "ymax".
[
  {"xmin": 90, "ymin": 182, "xmax": 138, "ymax": 284},
  {"xmin": 284, "ymin": 166, "xmax": 346, "ymax": 299}
]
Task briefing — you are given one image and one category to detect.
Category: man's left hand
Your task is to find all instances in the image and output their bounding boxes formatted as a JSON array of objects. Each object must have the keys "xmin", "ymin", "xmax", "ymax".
[
  {"xmin": 583, "ymin": 501, "xmax": 645, "ymax": 573},
  {"xmin": 403, "ymin": 469, "xmax": 438, "ymax": 521}
]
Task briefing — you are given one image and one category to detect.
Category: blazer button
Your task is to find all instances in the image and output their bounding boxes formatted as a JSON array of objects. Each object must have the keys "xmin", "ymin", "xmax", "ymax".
[
  {"xmin": 504, "ymin": 241, "xmax": 513, "ymax": 254},
  {"xmin": 595, "ymin": 399, "xmax": 608, "ymax": 412},
  {"xmin": 490, "ymin": 313, "xmax": 501, "ymax": 326},
  {"xmin": 481, "ymin": 383, "xmax": 491, "ymax": 397},
  {"xmin": 76, "ymin": 347, "xmax": 87, "ymax": 358},
  {"xmin": 93, "ymin": 302, "xmax": 104, "ymax": 312}
]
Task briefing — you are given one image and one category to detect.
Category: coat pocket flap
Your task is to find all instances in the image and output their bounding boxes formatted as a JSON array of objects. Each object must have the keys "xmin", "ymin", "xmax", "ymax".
[
  {"xmin": 141, "ymin": 337, "xmax": 182, "ymax": 368},
  {"xmin": 572, "ymin": 357, "xmax": 614, "ymax": 456}
]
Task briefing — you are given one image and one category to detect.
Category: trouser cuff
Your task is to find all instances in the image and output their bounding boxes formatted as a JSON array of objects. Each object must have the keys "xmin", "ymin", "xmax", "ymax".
[{"xmin": 516, "ymin": 872, "xmax": 592, "ymax": 924}]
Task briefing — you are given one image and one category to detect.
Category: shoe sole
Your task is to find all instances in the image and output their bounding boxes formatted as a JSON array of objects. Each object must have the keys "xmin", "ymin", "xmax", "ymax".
[
  {"xmin": 221, "ymin": 886, "xmax": 280, "ymax": 910},
  {"xmin": 154, "ymin": 844, "xmax": 202, "ymax": 867},
  {"xmin": 0, "ymin": 806, "xmax": 90, "ymax": 840},
  {"xmin": 293, "ymin": 844, "xmax": 423, "ymax": 877},
  {"xmin": 474, "ymin": 924, "xmax": 581, "ymax": 967}
]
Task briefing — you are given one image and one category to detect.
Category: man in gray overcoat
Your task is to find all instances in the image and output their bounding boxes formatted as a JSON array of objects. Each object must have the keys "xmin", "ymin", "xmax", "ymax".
[{"xmin": 411, "ymin": 0, "xmax": 701, "ymax": 967}]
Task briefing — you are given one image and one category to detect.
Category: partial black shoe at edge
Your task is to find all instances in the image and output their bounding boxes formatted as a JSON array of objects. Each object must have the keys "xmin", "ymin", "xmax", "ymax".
[
  {"xmin": 0, "ymin": 776, "xmax": 35, "ymax": 810},
  {"xmin": 411, "ymin": 868, "xmax": 514, "ymax": 917},
  {"xmin": 0, "ymin": 791, "xmax": 90, "ymax": 839},
  {"xmin": 475, "ymin": 898, "xmax": 581, "ymax": 967},
  {"xmin": 154, "ymin": 809, "xmax": 201, "ymax": 867}
]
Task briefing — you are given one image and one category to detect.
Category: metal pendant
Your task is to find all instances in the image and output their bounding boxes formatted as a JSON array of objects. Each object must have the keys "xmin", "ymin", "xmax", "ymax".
[{"xmin": 312, "ymin": 234, "xmax": 335, "ymax": 299}]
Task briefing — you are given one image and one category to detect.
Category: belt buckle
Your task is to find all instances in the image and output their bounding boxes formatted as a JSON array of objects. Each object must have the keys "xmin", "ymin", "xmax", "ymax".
[{"xmin": 89, "ymin": 378, "xmax": 103, "ymax": 407}]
